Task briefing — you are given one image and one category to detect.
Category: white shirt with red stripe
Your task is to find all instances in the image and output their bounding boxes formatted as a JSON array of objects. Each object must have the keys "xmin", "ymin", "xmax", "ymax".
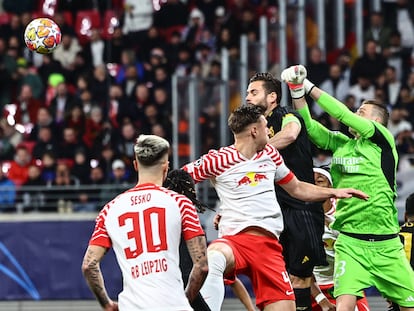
[
  {"xmin": 183, "ymin": 144, "xmax": 294, "ymax": 239},
  {"xmin": 314, "ymin": 198, "xmax": 338, "ymax": 285},
  {"xmin": 89, "ymin": 183, "xmax": 205, "ymax": 311}
]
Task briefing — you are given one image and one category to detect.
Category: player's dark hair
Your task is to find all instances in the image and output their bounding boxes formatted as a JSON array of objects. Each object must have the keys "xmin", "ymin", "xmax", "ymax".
[
  {"xmin": 249, "ymin": 72, "xmax": 282, "ymax": 105},
  {"xmin": 406, "ymin": 192, "xmax": 414, "ymax": 216},
  {"xmin": 134, "ymin": 134, "xmax": 170, "ymax": 166},
  {"xmin": 163, "ymin": 169, "xmax": 210, "ymax": 213},
  {"xmin": 228, "ymin": 104, "xmax": 265, "ymax": 134},
  {"xmin": 361, "ymin": 100, "xmax": 389, "ymax": 126}
]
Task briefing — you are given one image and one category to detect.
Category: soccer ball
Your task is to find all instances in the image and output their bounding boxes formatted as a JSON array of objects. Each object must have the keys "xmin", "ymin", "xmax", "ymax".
[{"xmin": 24, "ymin": 18, "xmax": 62, "ymax": 54}]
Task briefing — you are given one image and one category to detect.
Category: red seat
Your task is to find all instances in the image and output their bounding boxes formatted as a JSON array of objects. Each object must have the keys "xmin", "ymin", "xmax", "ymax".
[
  {"xmin": 19, "ymin": 141, "xmax": 36, "ymax": 154},
  {"xmin": 159, "ymin": 25, "xmax": 185, "ymax": 42},
  {"xmin": 74, "ymin": 10, "xmax": 101, "ymax": 45},
  {"xmin": 0, "ymin": 12, "xmax": 10, "ymax": 25},
  {"xmin": 101, "ymin": 10, "xmax": 120, "ymax": 40},
  {"xmin": 37, "ymin": 0, "xmax": 58, "ymax": 16}
]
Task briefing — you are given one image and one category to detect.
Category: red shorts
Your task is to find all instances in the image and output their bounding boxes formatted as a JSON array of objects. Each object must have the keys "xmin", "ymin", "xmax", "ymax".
[
  {"xmin": 311, "ymin": 284, "xmax": 370, "ymax": 311},
  {"xmin": 212, "ymin": 233, "xmax": 294, "ymax": 309}
]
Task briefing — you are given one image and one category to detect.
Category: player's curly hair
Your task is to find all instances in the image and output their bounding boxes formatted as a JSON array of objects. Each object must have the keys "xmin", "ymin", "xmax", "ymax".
[{"xmin": 163, "ymin": 169, "xmax": 211, "ymax": 213}]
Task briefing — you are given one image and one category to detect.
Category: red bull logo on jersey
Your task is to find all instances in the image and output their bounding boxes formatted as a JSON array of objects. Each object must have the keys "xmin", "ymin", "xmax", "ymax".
[{"xmin": 236, "ymin": 172, "xmax": 268, "ymax": 187}]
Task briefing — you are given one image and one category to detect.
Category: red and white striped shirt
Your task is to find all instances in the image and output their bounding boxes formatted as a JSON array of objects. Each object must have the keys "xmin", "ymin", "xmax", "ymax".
[
  {"xmin": 183, "ymin": 144, "xmax": 294, "ymax": 238},
  {"xmin": 89, "ymin": 183, "xmax": 204, "ymax": 311}
]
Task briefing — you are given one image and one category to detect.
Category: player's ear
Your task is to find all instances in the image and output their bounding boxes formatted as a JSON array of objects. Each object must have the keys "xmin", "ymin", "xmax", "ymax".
[{"xmin": 250, "ymin": 124, "xmax": 258, "ymax": 138}]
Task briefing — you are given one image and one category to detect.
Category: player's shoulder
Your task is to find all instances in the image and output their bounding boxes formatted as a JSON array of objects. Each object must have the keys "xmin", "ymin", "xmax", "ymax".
[
  {"xmin": 264, "ymin": 143, "xmax": 279, "ymax": 155},
  {"xmin": 159, "ymin": 186, "xmax": 195, "ymax": 207}
]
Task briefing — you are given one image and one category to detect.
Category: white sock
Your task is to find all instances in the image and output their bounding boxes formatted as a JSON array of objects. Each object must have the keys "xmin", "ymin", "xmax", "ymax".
[{"xmin": 200, "ymin": 250, "xmax": 227, "ymax": 311}]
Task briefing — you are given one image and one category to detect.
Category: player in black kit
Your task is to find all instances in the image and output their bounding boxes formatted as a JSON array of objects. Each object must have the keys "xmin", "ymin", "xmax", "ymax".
[
  {"xmin": 246, "ymin": 72, "xmax": 329, "ymax": 311},
  {"xmin": 389, "ymin": 192, "xmax": 414, "ymax": 311}
]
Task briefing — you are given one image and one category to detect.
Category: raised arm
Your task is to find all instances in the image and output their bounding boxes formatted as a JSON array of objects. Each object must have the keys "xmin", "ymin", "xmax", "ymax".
[
  {"xmin": 282, "ymin": 65, "xmax": 377, "ymax": 139},
  {"xmin": 268, "ymin": 115, "xmax": 301, "ymax": 150},
  {"xmin": 281, "ymin": 66, "xmax": 349, "ymax": 150},
  {"xmin": 279, "ymin": 174, "xmax": 369, "ymax": 202}
]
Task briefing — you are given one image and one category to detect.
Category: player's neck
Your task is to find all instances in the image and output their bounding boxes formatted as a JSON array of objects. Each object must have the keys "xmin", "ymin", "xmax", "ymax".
[
  {"xmin": 137, "ymin": 172, "xmax": 164, "ymax": 187},
  {"xmin": 234, "ymin": 140, "xmax": 258, "ymax": 159}
]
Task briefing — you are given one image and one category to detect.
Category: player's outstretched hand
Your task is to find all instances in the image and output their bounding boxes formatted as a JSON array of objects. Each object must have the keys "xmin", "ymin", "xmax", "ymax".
[
  {"xmin": 281, "ymin": 65, "xmax": 308, "ymax": 99},
  {"xmin": 319, "ymin": 297, "xmax": 336, "ymax": 311},
  {"xmin": 333, "ymin": 188, "xmax": 369, "ymax": 200},
  {"xmin": 104, "ymin": 300, "xmax": 119, "ymax": 311},
  {"xmin": 281, "ymin": 65, "xmax": 307, "ymax": 84}
]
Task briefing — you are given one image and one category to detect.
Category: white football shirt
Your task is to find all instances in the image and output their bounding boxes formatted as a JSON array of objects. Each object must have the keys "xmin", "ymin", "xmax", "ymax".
[
  {"xmin": 183, "ymin": 144, "xmax": 294, "ymax": 238},
  {"xmin": 89, "ymin": 183, "xmax": 205, "ymax": 311}
]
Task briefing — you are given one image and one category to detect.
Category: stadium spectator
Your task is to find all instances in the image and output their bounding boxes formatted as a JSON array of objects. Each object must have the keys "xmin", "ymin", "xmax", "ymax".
[
  {"xmin": 71, "ymin": 148, "xmax": 91, "ymax": 185},
  {"xmin": 316, "ymin": 64, "xmax": 350, "ymax": 116},
  {"xmin": 29, "ymin": 106, "xmax": 61, "ymax": 142},
  {"xmin": 18, "ymin": 163, "xmax": 46, "ymax": 212},
  {"xmin": 83, "ymin": 29, "xmax": 106, "ymax": 68},
  {"xmin": 139, "ymin": 26, "xmax": 166, "ymax": 62},
  {"xmin": 49, "ymin": 81, "xmax": 78, "ymax": 125},
  {"xmin": 82, "ymin": 105, "xmax": 106, "ymax": 149},
  {"xmin": 31, "ymin": 126, "xmax": 59, "ymax": 160},
  {"xmin": 57, "ymin": 126, "xmax": 88, "ymax": 160},
  {"xmin": 348, "ymin": 74, "xmax": 376, "ymax": 108},
  {"xmin": 40, "ymin": 151, "xmax": 57, "ymax": 185},
  {"xmin": 10, "ymin": 83, "xmax": 43, "ymax": 127},
  {"xmin": 80, "ymin": 165, "xmax": 107, "ymax": 209},
  {"xmin": 7, "ymin": 144, "xmax": 33, "ymax": 187},
  {"xmin": 63, "ymin": 105, "xmax": 86, "ymax": 139},
  {"xmin": 52, "ymin": 33, "xmax": 82, "ymax": 71},
  {"xmin": 0, "ymin": 163, "xmax": 16, "ymax": 211},
  {"xmin": 388, "ymin": 106, "xmax": 412, "ymax": 138},
  {"xmin": 0, "ymin": 124, "xmax": 15, "ymax": 161},
  {"xmin": 383, "ymin": 65, "xmax": 403, "ymax": 107},
  {"xmin": 143, "ymin": 47, "xmax": 169, "ymax": 82},
  {"xmin": 16, "ymin": 60, "xmax": 44, "ymax": 100},
  {"xmin": 153, "ymin": 0, "xmax": 189, "ymax": 30},
  {"xmin": 120, "ymin": 64, "xmax": 141, "ymax": 100},
  {"xmin": 89, "ymin": 64, "xmax": 111, "ymax": 108},
  {"xmin": 122, "ymin": 0, "xmax": 154, "ymax": 51},
  {"xmin": 49, "ymin": 161, "xmax": 78, "ymax": 213},
  {"xmin": 350, "ymin": 39, "xmax": 388, "ymax": 85},
  {"xmin": 364, "ymin": 11, "xmax": 393, "ymax": 51},
  {"xmin": 104, "ymin": 26, "xmax": 126, "ymax": 64},
  {"xmin": 182, "ymin": 8, "xmax": 210, "ymax": 50}
]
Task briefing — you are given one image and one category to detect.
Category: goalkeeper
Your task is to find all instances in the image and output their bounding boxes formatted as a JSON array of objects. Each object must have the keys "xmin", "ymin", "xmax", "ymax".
[{"xmin": 281, "ymin": 65, "xmax": 414, "ymax": 311}]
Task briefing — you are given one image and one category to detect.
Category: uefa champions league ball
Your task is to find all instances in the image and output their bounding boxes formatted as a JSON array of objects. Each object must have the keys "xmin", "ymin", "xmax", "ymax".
[{"xmin": 24, "ymin": 18, "xmax": 62, "ymax": 54}]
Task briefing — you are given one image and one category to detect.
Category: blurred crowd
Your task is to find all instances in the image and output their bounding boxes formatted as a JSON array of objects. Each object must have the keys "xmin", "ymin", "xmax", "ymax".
[{"xmin": 0, "ymin": 0, "xmax": 413, "ymax": 212}]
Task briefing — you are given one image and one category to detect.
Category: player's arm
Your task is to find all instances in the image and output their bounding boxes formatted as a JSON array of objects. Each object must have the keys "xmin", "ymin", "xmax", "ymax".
[
  {"xmin": 310, "ymin": 275, "xmax": 335, "ymax": 311},
  {"xmin": 268, "ymin": 114, "xmax": 301, "ymax": 150},
  {"xmin": 279, "ymin": 174, "xmax": 368, "ymax": 202},
  {"xmin": 184, "ymin": 235, "xmax": 209, "ymax": 302},
  {"xmin": 283, "ymin": 65, "xmax": 376, "ymax": 139},
  {"xmin": 81, "ymin": 245, "xmax": 118, "ymax": 311},
  {"xmin": 230, "ymin": 277, "xmax": 256, "ymax": 311}
]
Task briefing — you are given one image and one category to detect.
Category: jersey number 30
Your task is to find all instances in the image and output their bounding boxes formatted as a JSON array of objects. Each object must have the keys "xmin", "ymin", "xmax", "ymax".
[{"xmin": 119, "ymin": 207, "xmax": 167, "ymax": 259}]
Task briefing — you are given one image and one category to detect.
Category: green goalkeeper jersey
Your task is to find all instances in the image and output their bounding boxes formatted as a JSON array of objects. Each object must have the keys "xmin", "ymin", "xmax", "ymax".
[{"xmin": 297, "ymin": 93, "xmax": 400, "ymax": 235}]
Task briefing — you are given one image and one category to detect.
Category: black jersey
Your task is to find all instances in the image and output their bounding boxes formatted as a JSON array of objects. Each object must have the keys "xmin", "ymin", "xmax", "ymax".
[
  {"xmin": 267, "ymin": 106, "xmax": 318, "ymax": 209},
  {"xmin": 400, "ymin": 221, "xmax": 414, "ymax": 269}
]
